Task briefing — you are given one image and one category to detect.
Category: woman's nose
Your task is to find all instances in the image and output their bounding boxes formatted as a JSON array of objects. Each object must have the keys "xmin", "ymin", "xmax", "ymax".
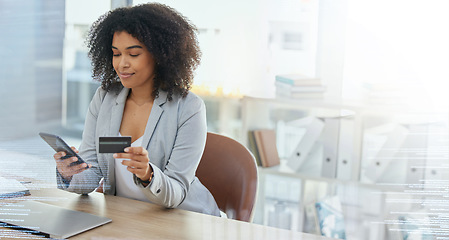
[{"xmin": 119, "ymin": 56, "xmax": 130, "ymax": 68}]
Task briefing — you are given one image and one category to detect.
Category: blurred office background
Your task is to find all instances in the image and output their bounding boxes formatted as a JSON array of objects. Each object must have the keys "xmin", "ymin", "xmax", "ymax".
[{"xmin": 0, "ymin": 0, "xmax": 448, "ymax": 239}]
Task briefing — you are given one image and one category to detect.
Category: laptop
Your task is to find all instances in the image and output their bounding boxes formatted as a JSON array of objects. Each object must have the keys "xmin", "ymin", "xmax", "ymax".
[{"xmin": 0, "ymin": 200, "xmax": 112, "ymax": 239}]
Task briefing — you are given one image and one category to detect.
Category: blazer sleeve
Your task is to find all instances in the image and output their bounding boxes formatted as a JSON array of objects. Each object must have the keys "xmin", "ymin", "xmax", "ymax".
[
  {"xmin": 134, "ymin": 93, "xmax": 207, "ymax": 208},
  {"xmin": 56, "ymin": 87, "xmax": 106, "ymax": 194}
]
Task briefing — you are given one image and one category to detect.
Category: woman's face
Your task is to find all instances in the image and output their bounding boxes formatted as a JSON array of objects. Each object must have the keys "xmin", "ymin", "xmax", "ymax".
[{"xmin": 112, "ymin": 31, "xmax": 156, "ymax": 90}]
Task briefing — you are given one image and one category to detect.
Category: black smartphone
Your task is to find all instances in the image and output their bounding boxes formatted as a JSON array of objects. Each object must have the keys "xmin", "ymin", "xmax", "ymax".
[{"xmin": 39, "ymin": 132, "xmax": 89, "ymax": 168}]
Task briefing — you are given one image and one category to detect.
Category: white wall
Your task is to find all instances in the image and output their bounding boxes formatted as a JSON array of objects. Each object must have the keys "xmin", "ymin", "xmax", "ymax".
[
  {"xmin": 133, "ymin": 0, "xmax": 320, "ymax": 98},
  {"xmin": 343, "ymin": 0, "xmax": 449, "ymax": 113}
]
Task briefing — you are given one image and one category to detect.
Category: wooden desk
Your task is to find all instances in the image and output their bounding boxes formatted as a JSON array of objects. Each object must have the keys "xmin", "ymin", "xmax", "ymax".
[{"xmin": 1, "ymin": 187, "xmax": 336, "ymax": 240}]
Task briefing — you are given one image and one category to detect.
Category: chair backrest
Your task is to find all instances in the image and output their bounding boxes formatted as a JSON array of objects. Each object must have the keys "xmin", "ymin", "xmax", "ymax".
[{"xmin": 196, "ymin": 132, "xmax": 258, "ymax": 222}]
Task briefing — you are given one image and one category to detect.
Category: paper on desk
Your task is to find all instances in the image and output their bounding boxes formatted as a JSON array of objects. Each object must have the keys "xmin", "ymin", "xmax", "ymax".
[{"xmin": 0, "ymin": 176, "xmax": 30, "ymax": 199}]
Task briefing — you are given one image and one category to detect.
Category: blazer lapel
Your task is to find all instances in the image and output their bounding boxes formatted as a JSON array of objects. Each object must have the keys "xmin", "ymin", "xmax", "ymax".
[{"xmin": 141, "ymin": 90, "xmax": 167, "ymax": 148}]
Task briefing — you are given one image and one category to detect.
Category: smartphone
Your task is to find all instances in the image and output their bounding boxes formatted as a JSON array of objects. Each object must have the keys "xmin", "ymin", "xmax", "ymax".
[{"xmin": 39, "ymin": 132, "xmax": 89, "ymax": 168}]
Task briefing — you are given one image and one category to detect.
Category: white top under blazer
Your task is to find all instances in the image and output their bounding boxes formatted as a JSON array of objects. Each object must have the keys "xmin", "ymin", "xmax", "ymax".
[{"xmin": 115, "ymin": 134, "xmax": 147, "ymax": 202}]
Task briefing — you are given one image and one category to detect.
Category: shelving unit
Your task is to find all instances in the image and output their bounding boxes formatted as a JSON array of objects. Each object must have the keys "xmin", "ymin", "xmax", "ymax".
[
  {"xmin": 240, "ymin": 96, "xmax": 364, "ymax": 181},
  {"xmin": 239, "ymin": 95, "xmax": 448, "ymax": 240}
]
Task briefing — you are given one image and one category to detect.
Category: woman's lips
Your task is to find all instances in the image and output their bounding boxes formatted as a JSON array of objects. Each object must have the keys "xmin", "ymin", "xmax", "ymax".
[{"xmin": 119, "ymin": 72, "xmax": 134, "ymax": 79}]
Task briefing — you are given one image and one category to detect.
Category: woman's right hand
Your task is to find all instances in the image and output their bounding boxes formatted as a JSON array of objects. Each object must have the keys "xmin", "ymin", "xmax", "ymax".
[{"xmin": 54, "ymin": 146, "xmax": 91, "ymax": 181}]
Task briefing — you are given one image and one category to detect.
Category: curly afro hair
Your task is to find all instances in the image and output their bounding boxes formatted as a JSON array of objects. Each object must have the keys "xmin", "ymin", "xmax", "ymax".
[{"xmin": 86, "ymin": 3, "xmax": 201, "ymax": 101}]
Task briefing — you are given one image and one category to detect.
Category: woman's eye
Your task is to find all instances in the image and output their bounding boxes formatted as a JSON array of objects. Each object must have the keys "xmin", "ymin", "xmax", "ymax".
[
  {"xmin": 113, "ymin": 53, "xmax": 121, "ymax": 57},
  {"xmin": 130, "ymin": 54, "xmax": 140, "ymax": 57}
]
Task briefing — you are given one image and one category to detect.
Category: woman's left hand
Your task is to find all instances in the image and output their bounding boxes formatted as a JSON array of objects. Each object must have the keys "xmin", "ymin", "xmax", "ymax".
[{"xmin": 113, "ymin": 147, "xmax": 153, "ymax": 181}]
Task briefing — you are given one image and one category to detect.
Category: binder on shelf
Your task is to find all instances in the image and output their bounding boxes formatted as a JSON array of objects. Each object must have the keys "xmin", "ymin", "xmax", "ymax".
[
  {"xmin": 253, "ymin": 129, "xmax": 280, "ymax": 167},
  {"xmin": 287, "ymin": 117, "xmax": 325, "ymax": 172},
  {"xmin": 336, "ymin": 117, "xmax": 355, "ymax": 180},
  {"xmin": 403, "ymin": 124, "xmax": 428, "ymax": 185},
  {"xmin": 424, "ymin": 123, "xmax": 445, "ymax": 182},
  {"xmin": 320, "ymin": 118, "xmax": 340, "ymax": 178},
  {"xmin": 276, "ymin": 120, "xmax": 307, "ymax": 159},
  {"xmin": 363, "ymin": 123, "xmax": 409, "ymax": 182}
]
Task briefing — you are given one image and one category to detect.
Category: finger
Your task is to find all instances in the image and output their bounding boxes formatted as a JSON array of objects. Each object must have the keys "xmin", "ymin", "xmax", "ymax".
[
  {"xmin": 70, "ymin": 164, "xmax": 89, "ymax": 175},
  {"xmin": 123, "ymin": 161, "xmax": 139, "ymax": 174},
  {"xmin": 115, "ymin": 147, "xmax": 147, "ymax": 157},
  {"xmin": 60, "ymin": 157, "xmax": 80, "ymax": 169},
  {"xmin": 126, "ymin": 166, "xmax": 138, "ymax": 175},
  {"xmin": 123, "ymin": 160, "xmax": 149, "ymax": 179},
  {"xmin": 121, "ymin": 159, "xmax": 138, "ymax": 168},
  {"xmin": 70, "ymin": 162, "xmax": 89, "ymax": 172},
  {"xmin": 66, "ymin": 157, "xmax": 79, "ymax": 165},
  {"xmin": 54, "ymin": 151, "xmax": 66, "ymax": 161},
  {"xmin": 71, "ymin": 146, "xmax": 79, "ymax": 153},
  {"xmin": 56, "ymin": 158, "xmax": 75, "ymax": 170},
  {"xmin": 122, "ymin": 159, "xmax": 147, "ymax": 170},
  {"xmin": 113, "ymin": 153, "xmax": 129, "ymax": 159},
  {"xmin": 113, "ymin": 153, "xmax": 147, "ymax": 163},
  {"xmin": 125, "ymin": 147, "xmax": 148, "ymax": 156}
]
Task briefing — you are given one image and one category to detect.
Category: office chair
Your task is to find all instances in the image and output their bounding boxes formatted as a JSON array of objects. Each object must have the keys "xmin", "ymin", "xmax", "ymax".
[{"xmin": 196, "ymin": 132, "xmax": 258, "ymax": 222}]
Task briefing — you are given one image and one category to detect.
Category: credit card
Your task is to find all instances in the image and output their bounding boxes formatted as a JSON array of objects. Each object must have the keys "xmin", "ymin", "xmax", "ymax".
[{"xmin": 99, "ymin": 136, "xmax": 132, "ymax": 153}]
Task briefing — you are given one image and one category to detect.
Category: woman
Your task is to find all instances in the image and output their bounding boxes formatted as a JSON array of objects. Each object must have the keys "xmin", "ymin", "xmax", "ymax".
[{"xmin": 54, "ymin": 3, "xmax": 220, "ymax": 216}]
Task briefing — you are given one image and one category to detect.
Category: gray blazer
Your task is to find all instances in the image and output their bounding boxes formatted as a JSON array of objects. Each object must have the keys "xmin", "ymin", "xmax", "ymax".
[{"xmin": 57, "ymin": 86, "xmax": 220, "ymax": 216}]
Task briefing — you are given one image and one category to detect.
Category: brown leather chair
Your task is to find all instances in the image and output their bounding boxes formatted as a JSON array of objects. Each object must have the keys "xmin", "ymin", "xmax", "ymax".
[{"xmin": 196, "ymin": 132, "xmax": 258, "ymax": 222}]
